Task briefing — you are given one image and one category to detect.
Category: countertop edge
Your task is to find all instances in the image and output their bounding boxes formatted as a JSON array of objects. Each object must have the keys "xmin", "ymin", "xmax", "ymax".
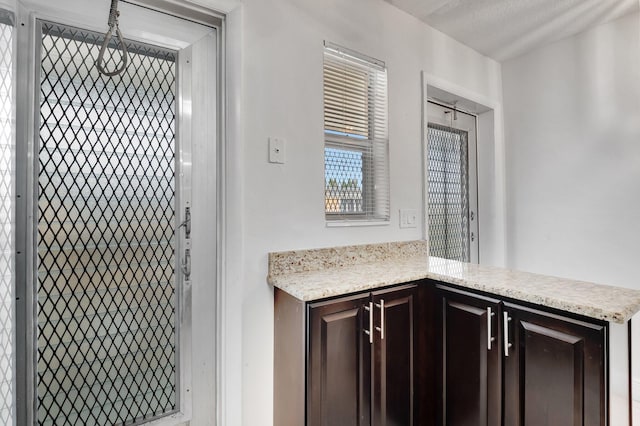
[{"xmin": 268, "ymin": 260, "xmax": 640, "ymax": 324}]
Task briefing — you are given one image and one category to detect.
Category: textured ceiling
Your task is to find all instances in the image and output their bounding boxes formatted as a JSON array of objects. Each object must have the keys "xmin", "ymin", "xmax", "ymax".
[{"xmin": 385, "ymin": 0, "xmax": 639, "ymax": 61}]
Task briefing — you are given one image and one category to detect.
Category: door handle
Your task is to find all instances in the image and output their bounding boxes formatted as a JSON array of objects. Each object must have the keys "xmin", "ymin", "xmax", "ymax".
[
  {"xmin": 375, "ymin": 299, "xmax": 385, "ymax": 340},
  {"xmin": 363, "ymin": 302, "xmax": 373, "ymax": 344},
  {"xmin": 503, "ymin": 312, "xmax": 512, "ymax": 357},
  {"xmin": 181, "ymin": 248, "xmax": 191, "ymax": 278},
  {"xmin": 487, "ymin": 307, "xmax": 496, "ymax": 350},
  {"xmin": 179, "ymin": 205, "xmax": 191, "ymax": 279},
  {"xmin": 178, "ymin": 206, "xmax": 191, "ymax": 238}
]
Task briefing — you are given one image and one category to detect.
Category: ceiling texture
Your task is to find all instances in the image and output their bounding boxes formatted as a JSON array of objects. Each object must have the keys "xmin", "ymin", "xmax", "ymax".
[{"xmin": 385, "ymin": 0, "xmax": 640, "ymax": 61}]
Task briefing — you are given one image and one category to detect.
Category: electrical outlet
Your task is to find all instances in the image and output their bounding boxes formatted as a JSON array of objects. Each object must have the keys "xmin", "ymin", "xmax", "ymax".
[
  {"xmin": 269, "ymin": 137, "xmax": 285, "ymax": 164},
  {"xmin": 400, "ymin": 209, "xmax": 418, "ymax": 228}
]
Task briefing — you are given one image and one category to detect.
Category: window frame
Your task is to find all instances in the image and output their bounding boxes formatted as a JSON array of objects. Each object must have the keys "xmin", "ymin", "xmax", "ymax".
[{"xmin": 323, "ymin": 41, "xmax": 389, "ymax": 225}]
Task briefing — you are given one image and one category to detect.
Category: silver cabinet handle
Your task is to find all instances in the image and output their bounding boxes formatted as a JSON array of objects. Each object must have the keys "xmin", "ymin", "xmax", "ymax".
[
  {"xmin": 503, "ymin": 312, "xmax": 512, "ymax": 357},
  {"xmin": 363, "ymin": 302, "xmax": 373, "ymax": 344},
  {"xmin": 487, "ymin": 307, "xmax": 496, "ymax": 350},
  {"xmin": 375, "ymin": 299, "xmax": 385, "ymax": 340}
]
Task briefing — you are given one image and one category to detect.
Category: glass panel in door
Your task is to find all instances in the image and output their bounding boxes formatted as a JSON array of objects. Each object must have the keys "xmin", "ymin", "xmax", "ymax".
[{"xmin": 427, "ymin": 101, "xmax": 479, "ymax": 263}]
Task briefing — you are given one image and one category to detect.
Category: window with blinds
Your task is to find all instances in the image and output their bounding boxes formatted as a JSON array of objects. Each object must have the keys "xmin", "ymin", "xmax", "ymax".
[
  {"xmin": 323, "ymin": 42, "xmax": 389, "ymax": 222},
  {"xmin": 0, "ymin": 10, "xmax": 13, "ymax": 426},
  {"xmin": 35, "ymin": 22, "xmax": 177, "ymax": 425}
]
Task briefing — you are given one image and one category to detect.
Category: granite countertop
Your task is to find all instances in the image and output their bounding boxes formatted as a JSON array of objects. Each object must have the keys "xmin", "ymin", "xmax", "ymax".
[{"xmin": 267, "ymin": 241, "xmax": 640, "ymax": 324}]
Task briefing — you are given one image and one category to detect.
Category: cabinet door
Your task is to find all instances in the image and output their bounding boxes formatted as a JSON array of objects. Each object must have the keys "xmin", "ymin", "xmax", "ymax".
[
  {"xmin": 308, "ymin": 294, "xmax": 371, "ymax": 426},
  {"xmin": 372, "ymin": 285, "xmax": 417, "ymax": 426},
  {"xmin": 437, "ymin": 286, "xmax": 501, "ymax": 426},
  {"xmin": 503, "ymin": 303, "xmax": 605, "ymax": 426}
]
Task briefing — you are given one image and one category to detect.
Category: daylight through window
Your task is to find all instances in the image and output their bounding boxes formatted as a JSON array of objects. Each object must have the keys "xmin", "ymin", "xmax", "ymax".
[{"xmin": 323, "ymin": 42, "xmax": 389, "ymax": 222}]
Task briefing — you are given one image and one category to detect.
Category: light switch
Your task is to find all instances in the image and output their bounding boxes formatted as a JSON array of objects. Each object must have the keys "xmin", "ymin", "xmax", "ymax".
[
  {"xmin": 400, "ymin": 209, "xmax": 418, "ymax": 228},
  {"xmin": 269, "ymin": 137, "xmax": 285, "ymax": 164}
]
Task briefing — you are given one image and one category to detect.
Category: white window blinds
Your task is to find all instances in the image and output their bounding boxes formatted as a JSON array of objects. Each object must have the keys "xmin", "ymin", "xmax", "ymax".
[{"xmin": 323, "ymin": 42, "xmax": 389, "ymax": 222}]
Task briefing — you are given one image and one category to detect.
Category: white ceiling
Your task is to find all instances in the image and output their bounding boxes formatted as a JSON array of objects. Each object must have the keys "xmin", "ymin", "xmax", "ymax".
[{"xmin": 385, "ymin": 0, "xmax": 640, "ymax": 61}]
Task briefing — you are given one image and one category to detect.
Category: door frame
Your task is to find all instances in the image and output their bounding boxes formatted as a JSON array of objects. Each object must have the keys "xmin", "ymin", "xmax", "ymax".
[
  {"xmin": 13, "ymin": 1, "xmax": 227, "ymax": 425},
  {"xmin": 425, "ymin": 99, "xmax": 479, "ymax": 263},
  {"xmin": 421, "ymin": 71, "xmax": 508, "ymax": 267}
]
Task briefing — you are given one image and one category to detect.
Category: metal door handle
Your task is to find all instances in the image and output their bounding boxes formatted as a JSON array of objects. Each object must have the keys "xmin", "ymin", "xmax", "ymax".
[
  {"xmin": 181, "ymin": 248, "xmax": 191, "ymax": 278},
  {"xmin": 487, "ymin": 307, "xmax": 496, "ymax": 350},
  {"xmin": 363, "ymin": 302, "xmax": 373, "ymax": 344},
  {"xmin": 503, "ymin": 312, "xmax": 512, "ymax": 357},
  {"xmin": 179, "ymin": 205, "xmax": 192, "ymax": 279},
  {"xmin": 375, "ymin": 299, "xmax": 385, "ymax": 340},
  {"xmin": 178, "ymin": 206, "xmax": 191, "ymax": 238}
]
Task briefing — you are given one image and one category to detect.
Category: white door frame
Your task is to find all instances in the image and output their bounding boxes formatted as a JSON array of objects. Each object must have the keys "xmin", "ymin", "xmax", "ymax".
[{"xmin": 421, "ymin": 71, "xmax": 508, "ymax": 267}]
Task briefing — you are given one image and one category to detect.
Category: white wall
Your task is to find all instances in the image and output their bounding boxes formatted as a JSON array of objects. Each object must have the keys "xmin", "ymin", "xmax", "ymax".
[
  {"xmin": 502, "ymin": 10, "xmax": 640, "ymax": 390},
  {"xmin": 228, "ymin": 0, "xmax": 503, "ymax": 424},
  {"xmin": 503, "ymin": 10, "xmax": 640, "ymax": 291}
]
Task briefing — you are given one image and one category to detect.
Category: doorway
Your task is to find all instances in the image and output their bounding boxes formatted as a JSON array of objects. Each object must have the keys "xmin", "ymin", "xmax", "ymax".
[
  {"xmin": 15, "ymin": 1, "xmax": 219, "ymax": 424},
  {"xmin": 426, "ymin": 101, "xmax": 478, "ymax": 263}
]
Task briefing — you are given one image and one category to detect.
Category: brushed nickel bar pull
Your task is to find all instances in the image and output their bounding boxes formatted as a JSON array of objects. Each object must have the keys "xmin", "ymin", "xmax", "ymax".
[
  {"xmin": 375, "ymin": 299, "xmax": 385, "ymax": 340},
  {"xmin": 487, "ymin": 307, "xmax": 496, "ymax": 350},
  {"xmin": 364, "ymin": 302, "xmax": 373, "ymax": 344},
  {"xmin": 503, "ymin": 312, "xmax": 513, "ymax": 357}
]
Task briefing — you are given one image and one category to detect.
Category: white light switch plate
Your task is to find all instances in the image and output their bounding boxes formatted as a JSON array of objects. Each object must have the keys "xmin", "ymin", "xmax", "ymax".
[
  {"xmin": 400, "ymin": 209, "xmax": 418, "ymax": 228},
  {"xmin": 269, "ymin": 137, "xmax": 285, "ymax": 164}
]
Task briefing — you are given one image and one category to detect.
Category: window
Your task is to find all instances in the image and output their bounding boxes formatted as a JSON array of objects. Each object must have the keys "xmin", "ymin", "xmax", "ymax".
[
  {"xmin": 426, "ymin": 101, "xmax": 478, "ymax": 263},
  {"xmin": 323, "ymin": 42, "xmax": 389, "ymax": 222}
]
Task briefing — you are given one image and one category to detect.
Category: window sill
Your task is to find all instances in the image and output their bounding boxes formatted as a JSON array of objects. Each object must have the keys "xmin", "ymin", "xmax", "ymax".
[{"xmin": 326, "ymin": 220, "xmax": 390, "ymax": 228}]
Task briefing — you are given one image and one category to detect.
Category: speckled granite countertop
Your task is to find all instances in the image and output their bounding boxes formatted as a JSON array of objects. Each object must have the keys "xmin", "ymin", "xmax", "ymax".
[{"xmin": 267, "ymin": 241, "xmax": 640, "ymax": 324}]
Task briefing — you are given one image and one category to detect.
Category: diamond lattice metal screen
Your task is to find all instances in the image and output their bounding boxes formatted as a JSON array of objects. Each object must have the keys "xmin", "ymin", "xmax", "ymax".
[
  {"xmin": 36, "ymin": 22, "xmax": 177, "ymax": 425},
  {"xmin": 324, "ymin": 148, "xmax": 364, "ymax": 214},
  {"xmin": 427, "ymin": 123, "xmax": 470, "ymax": 262},
  {"xmin": 0, "ymin": 11, "xmax": 14, "ymax": 426}
]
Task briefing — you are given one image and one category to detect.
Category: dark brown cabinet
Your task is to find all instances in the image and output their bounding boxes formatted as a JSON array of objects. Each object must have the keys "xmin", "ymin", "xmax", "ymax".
[
  {"xmin": 437, "ymin": 285, "xmax": 606, "ymax": 426},
  {"xmin": 371, "ymin": 286, "xmax": 416, "ymax": 426},
  {"xmin": 502, "ymin": 302, "xmax": 605, "ymax": 426},
  {"xmin": 437, "ymin": 287, "xmax": 501, "ymax": 426},
  {"xmin": 276, "ymin": 280, "xmax": 611, "ymax": 426},
  {"xmin": 274, "ymin": 283, "xmax": 421, "ymax": 426},
  {"xmin": 307, "ymin": 293, "xmax": 371, "ymax": 426}
]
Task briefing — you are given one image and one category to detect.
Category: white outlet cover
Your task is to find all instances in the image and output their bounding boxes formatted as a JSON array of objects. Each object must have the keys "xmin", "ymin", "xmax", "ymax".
[
  {"xmin": 269, "ymin": 137, "xmax": 285, "ymax": 164},
  {"xmin": 400, "ymin": 209, "xmax": 418, "ymax": 228}
]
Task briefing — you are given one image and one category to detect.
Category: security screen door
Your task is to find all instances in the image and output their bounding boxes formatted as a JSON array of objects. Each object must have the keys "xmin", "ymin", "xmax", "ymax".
[
  {"xmin": 426, "ymin": 101, "xmax": 478, "ymax": 263},
  {"xmin": 25, "ymin": 3, "xmax": 215, "ymax": 425},
  {"xmin": 0, "ymin": 8, "xmax": 14, "ymax": 426}
]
